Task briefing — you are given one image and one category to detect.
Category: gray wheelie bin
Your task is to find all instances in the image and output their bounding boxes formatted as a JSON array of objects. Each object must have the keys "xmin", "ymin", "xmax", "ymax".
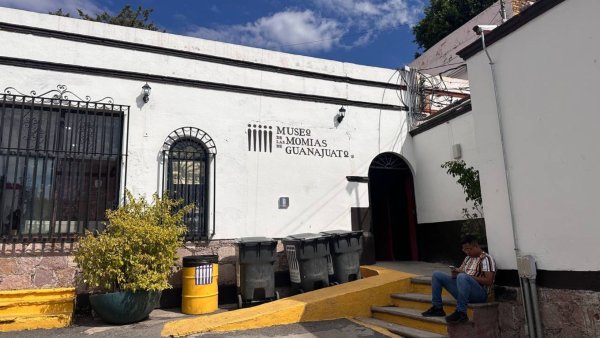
[
  {"xmin": 283, "ymin": 233, "xmax": 331, "ymax": 292},
  {"xmin": 321, "ymin": 230, "xmax": 363, "ymax": 284},
  {"xmin": 236, "ymin": 237, "xmax": 279, "ymax": 308}
]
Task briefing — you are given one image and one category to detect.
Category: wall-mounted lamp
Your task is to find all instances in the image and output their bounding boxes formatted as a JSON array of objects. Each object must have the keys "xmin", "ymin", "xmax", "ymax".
[
  {"xmin": 337, "ymin": 106, "xmax": 346, "ymax": 123},
  {"xmin": 142, "ymin": 82, "xmax": 152, "ymax": 103}
]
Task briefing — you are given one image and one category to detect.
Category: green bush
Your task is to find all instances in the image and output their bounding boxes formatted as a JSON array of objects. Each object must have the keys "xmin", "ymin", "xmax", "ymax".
[
  {"xmin": 75, "ymin": 191, "xmax": 192, "ymax": 293},
  {"xmin": 441, "ymin": 160, "xmax": 487, "ymax": 244}
]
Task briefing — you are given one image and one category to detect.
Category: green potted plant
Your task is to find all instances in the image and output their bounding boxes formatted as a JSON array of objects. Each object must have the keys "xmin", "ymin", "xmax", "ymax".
[{"xmin": 74, "ymin": 191, "xmax": 191, "ymax": 324}]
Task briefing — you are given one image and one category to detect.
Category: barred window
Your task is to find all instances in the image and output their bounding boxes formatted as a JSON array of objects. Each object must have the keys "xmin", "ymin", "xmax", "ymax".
[
  {"xmin": 0, "ymin": 92, "xmax": 128, "ymax": 241},
  {"xmin": 162, "ymin": 127, "xmax": 216, "ymax": 241}
]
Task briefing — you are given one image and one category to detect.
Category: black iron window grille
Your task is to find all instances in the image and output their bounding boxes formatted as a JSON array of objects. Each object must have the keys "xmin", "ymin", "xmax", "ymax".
[
  {"xmin": 162, "ymin": 127, "xmax": 216, "ymax": 241},
  {"xmin": 0, "ymin": 85, "xmax": 129, "ymax": 242}
]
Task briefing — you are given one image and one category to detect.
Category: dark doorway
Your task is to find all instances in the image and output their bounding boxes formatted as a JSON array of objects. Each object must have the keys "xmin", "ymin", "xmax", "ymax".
[{"xmin": 368, "ymin": 152, "xmax": 418, "ymax": 261}]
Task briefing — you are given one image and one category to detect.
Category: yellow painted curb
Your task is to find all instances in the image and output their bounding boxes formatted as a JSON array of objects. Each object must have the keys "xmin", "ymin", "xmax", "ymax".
[
  {"xmin": 0, "ymin": 288, "xmax": 75, "ymax": 332},
  {"xmin": 161, "ymin": 266, "xmax": 415, "ymax": 337}
]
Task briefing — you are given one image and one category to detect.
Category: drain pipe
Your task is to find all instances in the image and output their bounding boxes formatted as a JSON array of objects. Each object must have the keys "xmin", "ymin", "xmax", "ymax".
[{"xmin": 475, "ymin": 25, "xmax": 543, "ymax": 337}]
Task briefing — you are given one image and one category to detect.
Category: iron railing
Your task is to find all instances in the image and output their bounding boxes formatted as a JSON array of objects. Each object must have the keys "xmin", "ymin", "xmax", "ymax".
[{"xmin": 0, "ymin": 87, "xmax": 128, "ymax": 242}]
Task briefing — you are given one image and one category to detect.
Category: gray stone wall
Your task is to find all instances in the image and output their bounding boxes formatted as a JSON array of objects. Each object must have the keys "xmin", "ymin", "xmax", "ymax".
[
  {"xmin": 497, "ymin": 286, "xmax": 600, "ymax": 338},
  {"xmin": 0, "ymin": 239, "xmax": 289, "ymax": 291},
  {"xmin": 0, "ymin": 242, "xmax": 77, "ymax": 290}
]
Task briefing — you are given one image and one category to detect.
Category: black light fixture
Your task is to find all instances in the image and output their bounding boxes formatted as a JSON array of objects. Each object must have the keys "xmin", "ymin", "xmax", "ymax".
[
  {"xmin": 142, "ymin": 82, "xmax": 151, "ymax": 103},
  {"xmin": 337, "ymin": 105, "xmax": 346, "ymax": 123}
]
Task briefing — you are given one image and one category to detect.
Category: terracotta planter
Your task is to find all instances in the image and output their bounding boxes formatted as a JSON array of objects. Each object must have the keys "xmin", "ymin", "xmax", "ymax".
[{"xmin": 89, "ymin": 290, "xmax": 161, "ymax": 325}]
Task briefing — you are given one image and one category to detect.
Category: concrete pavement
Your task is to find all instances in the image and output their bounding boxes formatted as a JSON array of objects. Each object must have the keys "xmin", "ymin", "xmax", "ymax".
[{"xmin": 0, "ymin": 315, "xmax": 392, "ymax": 338}]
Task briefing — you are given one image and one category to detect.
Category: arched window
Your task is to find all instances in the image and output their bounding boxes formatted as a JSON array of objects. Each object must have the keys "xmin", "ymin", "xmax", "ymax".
[{"xmin": 162, "ymin": 127, "xmax": 216, "ymax": 240}]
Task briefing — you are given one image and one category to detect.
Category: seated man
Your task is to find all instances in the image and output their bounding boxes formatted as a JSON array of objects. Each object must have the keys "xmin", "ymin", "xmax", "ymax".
[{"xmin": 421, "ymin": 235, "xmax": 496, "ymax": 324}]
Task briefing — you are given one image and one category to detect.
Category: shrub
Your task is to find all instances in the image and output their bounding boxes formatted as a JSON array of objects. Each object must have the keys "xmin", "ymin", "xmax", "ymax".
[
  {"xmin": 75, "ymin": 191, "xmax": 192, "ymax": 293},
  {"xmin": 441, "ymin": 160, "xmax": 487, "ymax": 244}
]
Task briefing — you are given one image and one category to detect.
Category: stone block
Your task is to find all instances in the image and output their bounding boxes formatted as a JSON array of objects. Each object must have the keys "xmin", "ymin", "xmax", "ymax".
[
  {"xmin": 217, "ymin": 245, "xmax": 237, "ymax": 264},
  {"xmin": 33, "ymin": 268, "xmax": 56, "ymax": 288},
  {"xmin": 15, "ymin": 256, "xmax": 43, "ymax": 274},
  {"xmin": 55, "ymin": 267, "xmax": 77, "ymax": 287},
  {"xmin": 40, "ymin": 256, "xmax": 68, "ymax": 270},
  {"xmin": 219, "ymin": 263, "xmax": 236, "ymax": 285},
  {"xmin": 0, "ymin": 258, "xmax": 17, "ymax": 275},
  {"xmin": 0, "ymin": 274, "xmax": 33, "ymax": 290}
]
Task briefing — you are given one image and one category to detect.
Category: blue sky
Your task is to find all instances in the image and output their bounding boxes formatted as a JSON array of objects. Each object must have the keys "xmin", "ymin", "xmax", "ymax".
[{"xmin": 0, "ymin": 0, "xmax": 425, "ymax": 69}]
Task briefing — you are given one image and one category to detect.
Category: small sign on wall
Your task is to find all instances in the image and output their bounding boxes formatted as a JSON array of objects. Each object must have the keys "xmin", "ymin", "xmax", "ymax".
[{"xmin": 278, "ymin": 197, "xmax": 289, "ymax": 209}]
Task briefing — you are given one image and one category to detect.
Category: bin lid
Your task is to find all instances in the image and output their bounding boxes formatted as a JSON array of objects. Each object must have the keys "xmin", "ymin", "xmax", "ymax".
[
  {"xmin": 183, "ymin": 255, "xmax": 218, "ymax": 267},
  {"xmin": 285, "ymin": 233, "xmax": 327, "ymax": 240},
  {"xmin": 321, "ymin": 230, "xmax": 363, "ymax": 238},
  {"xmin": 236, "ymin": 237, "xmax": 276, "ymax": 245}
]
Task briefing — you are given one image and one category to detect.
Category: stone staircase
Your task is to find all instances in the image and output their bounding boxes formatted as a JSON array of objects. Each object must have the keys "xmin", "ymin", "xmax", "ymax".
[{"xmin": 356, "ymin": 276, "xmax": 500, "ymax": 338}]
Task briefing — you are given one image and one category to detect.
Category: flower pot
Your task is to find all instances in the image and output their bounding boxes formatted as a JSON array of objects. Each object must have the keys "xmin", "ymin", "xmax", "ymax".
[{"xmin": 89, "ymin": 290, "xmax": 161, "ymax": 325}]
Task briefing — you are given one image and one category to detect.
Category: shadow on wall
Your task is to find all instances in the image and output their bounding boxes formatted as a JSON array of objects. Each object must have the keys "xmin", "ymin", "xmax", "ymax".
[{"xmin": 416, "ymin": 219, "xmax": 487, "ymax": 265}]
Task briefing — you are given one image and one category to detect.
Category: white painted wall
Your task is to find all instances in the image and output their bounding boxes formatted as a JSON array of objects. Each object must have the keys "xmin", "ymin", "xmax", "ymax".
[
  {"xmin": 412, "ymin": 111, "xmax": 479, "ymax": 224},
  {"xmin": 466, "ymin": 1, "xmax": 600, "ymax": 271},
  {"xmin": 0, "ymin": 8, "xmax": 415, "ymax": 239}
]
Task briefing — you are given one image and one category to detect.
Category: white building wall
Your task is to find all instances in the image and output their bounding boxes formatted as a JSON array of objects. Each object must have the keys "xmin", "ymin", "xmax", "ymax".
[
  {"xmin": 412, "ymin": 112, "xmax": 479, "ymax": 224},
  {"xmin": 466, "ymin": 1, "xmax": 600, "ymax": 271},
  {"xmin": 0, "ymin": 8, "xmax": 414, "ymax": 239}
]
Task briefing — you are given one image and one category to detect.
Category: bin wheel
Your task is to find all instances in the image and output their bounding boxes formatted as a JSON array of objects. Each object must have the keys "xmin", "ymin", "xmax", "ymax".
[
  {"xmin": 298, "ymin": 289, "xmax": 304, "ymax": 294},
  {"xmin": 275, "ymin": 291, "xmax": 280, "ymax": 300},
  {"xmin": 237, "ymin": 294, "xmax": 243, "ymax": 309}
]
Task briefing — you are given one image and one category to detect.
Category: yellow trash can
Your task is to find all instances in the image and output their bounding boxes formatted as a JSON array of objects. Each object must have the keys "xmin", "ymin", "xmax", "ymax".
[{"xmin": 182, "ymin": 255, "xmax": 219, "ymax": 314}]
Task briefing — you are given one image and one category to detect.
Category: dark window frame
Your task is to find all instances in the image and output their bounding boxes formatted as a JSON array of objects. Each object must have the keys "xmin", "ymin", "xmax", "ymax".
[
  {"xmin": 0, "ymin": 92, "xmax": 129, "ymax": 242},
  {"xmin": 161, "ymin": 127, "xmax": 217, "ymax": 241}
]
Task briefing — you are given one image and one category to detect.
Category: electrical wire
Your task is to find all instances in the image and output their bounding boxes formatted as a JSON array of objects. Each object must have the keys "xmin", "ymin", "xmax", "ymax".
[{"xmin": 417, "ymin": 61, "xmax": 466, "ymax": 72}]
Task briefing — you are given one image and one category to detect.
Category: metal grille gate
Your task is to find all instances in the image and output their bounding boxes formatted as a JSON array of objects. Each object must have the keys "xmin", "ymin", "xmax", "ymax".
[
  {"xmin": 162, "ymin": 127, "xmax": 216, "ymax": 241},
  {"xmin": 164, "ymin": 139, "xmax": 208, "ymax": 240},
  {"xmin": 0, "ymin": 88, "xmax": 128, "ymax": 242}
]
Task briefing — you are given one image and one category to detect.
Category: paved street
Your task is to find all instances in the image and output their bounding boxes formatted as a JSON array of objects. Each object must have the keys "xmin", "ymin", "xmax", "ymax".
[{"xmin": 0, "ymin": 309, "xmax": 390, "ymax": 338}]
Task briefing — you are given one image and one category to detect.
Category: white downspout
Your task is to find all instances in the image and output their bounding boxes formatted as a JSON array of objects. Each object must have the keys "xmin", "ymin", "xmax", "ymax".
[{"xmin": 478, "ymin": 29, "xmax": 543, "ymax": 338}]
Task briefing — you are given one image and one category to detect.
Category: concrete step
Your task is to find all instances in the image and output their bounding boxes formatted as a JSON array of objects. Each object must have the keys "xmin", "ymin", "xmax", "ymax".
[
  {"xmin": 371, "ymin": 306, "xmax": 457, "ymax": 335},
  {"xmin": 391, "ymin": 293, "xmax": 501, "ymax": 317},
  {"xmin": 355, "ymin": 317, "xmax": 448, "ymax": 338},
  {"xmin": 409, "ymin": 277, "xmax": 451, "ymax": 297},
  {"xmin": 411, "ymin": 276, "xmax": 433, "ymax": 285}
]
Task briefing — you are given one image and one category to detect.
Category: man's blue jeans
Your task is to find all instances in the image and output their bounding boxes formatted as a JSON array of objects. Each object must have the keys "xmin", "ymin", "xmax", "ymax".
[{"xmin": 431, "ymin": 271, "xmax": 488, "ymax": 313}]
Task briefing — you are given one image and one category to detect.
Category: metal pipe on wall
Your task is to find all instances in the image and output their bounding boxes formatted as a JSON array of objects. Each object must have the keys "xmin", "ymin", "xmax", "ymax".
[
  {"xmin": 479, "ymin": 31, "xmax": 544, "ymax": 337},
  {"xmin": 521, "ymin": 277, "xmax": 536, "ymax": 338},
  {"xmin": 530, "ymin": 279, "xmax": 544, "ymax": 338}
]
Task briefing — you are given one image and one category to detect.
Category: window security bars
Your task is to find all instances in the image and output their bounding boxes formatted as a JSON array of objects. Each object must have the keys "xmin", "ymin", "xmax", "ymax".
[
  {"xmin": 0, "ymin": 86, "xmax": 128, "ymax": 242},
  {"xmin": 162, "ymin": 127, "xmax": 216, "ymax": 241}
]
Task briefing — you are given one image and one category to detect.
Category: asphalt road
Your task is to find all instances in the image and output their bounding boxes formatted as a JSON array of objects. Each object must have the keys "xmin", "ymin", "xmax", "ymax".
[{"xmin": 0, "ymin": 311, "xmax": 389, "ymax": 338}]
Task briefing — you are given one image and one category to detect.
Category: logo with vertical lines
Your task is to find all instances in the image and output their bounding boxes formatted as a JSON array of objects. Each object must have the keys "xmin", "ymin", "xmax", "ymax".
[
  {"xmin": 247, "ymin": 124, "xmax": 273, "ymax": 153},
  {"xmin": 285, "ymin": 245, "xmax": 301, "ymax": 283},
  {"xmin": 195, "ymin": 264, "xmax": 213, "ymax": 285}
]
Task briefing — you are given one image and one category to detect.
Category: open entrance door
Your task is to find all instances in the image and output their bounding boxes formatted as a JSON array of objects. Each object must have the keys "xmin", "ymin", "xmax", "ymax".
[{"xmin": 368, "ymin": 152, "xmax": 418, "ymax": 261}]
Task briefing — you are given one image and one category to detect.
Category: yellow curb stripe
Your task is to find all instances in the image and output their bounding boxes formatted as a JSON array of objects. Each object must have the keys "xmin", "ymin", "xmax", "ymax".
[
  {"xmin": 0, "ymin": 288, "xmax": 75, "ymax": 332},
  {"xmin": 161, "ymin": 266, "xmax": 415, "ymax": 337}
]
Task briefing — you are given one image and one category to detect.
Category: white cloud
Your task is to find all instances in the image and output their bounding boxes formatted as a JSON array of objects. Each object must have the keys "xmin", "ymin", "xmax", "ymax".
[
  {"xmin": 0, "ymin": 0, "xmax": 104, "ymax": 16},
  {"xmin": 312, "ymin": 0, "xmax": 423, "ymax": 46},
  {"xmin": 188, "ymin": 10, "xmax": 344, "ymax": 53},
  {"xmin": 188, "ymin": 1, "xmax": 422, "ymax": 53}
]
